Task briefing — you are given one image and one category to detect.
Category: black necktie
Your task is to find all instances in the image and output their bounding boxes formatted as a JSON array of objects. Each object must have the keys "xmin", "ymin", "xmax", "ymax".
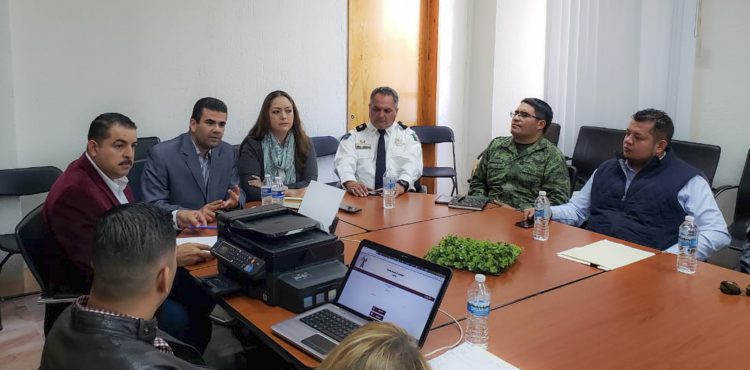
[{"xmin": 375, "ymin": 129, "xmax": 386, "ymax": 189}]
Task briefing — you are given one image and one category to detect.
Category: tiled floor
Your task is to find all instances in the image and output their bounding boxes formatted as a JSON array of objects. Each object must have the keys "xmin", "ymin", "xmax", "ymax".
[
  {"xmin": 0, "ymin": 295, "xmax": 45, "ymax": 370},
  {"xmin": 0, "ymin": 296, "xmax": 292, "ymax": 370}
]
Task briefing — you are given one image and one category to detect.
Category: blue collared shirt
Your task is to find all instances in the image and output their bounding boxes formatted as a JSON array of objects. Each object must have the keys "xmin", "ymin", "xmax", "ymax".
[{"xmin": 550, "ymin": 157, "xmax": 730, "ymax": 260}]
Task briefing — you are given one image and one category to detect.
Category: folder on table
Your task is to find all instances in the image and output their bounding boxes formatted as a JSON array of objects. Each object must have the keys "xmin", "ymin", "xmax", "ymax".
[{"xmin": 557, "ymin": 239, "xmax": 655, "ymax": 271}]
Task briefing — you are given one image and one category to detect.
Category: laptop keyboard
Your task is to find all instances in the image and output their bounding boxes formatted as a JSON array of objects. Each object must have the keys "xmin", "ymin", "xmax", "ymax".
[{"xmin": 300, "ymin": 309, "xmax": 361, "ymax": 342}]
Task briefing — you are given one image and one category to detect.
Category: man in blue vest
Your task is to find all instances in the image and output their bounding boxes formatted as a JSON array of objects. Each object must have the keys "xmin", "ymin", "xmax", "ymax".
[{"xmin": 525, "ymin": 109, "xmax": 730, "ymax": 260}]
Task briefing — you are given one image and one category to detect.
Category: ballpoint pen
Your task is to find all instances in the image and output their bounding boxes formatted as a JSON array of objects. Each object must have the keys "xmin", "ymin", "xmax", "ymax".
[{"xmin": 186, "ymin": 225, "xmax": 217, "ymax": 230}]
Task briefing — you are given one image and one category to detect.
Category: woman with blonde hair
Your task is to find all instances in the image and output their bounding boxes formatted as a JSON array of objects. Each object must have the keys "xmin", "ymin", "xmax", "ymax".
[{"xmin": 317, "ymin": 321, "xmax": 430, "ymax": 370}]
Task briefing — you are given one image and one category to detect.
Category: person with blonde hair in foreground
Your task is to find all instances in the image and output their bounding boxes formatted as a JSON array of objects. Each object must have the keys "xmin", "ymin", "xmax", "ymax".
[{"xmin": 317, "ymin": 321, "xmax": 430, "ymax": 370}]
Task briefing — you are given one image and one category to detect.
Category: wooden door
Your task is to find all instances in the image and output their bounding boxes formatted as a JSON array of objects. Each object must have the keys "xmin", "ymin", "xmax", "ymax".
[
  {"xmin": 347, "ymin": 0, "xmax": 420, "ymax": 129},
  {"xmin": 348, "ymin": 0, "xmax": 438, "ymax": 191}
]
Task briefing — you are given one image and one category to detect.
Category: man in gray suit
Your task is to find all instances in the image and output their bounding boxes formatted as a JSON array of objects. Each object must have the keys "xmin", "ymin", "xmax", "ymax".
[
  {"xmin": 142, "ymin": 97, "xmax": 244, "ymax": 222},
  {"xmin": 140, "ymin": 97, "xmax": 245, "ymax": 352}
]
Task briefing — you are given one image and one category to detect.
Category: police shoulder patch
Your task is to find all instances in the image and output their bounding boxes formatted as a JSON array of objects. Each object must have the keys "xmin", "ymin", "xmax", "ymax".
[{"xmin": 356, "ymin": 123, "xmax": 367, "ymax": 132}]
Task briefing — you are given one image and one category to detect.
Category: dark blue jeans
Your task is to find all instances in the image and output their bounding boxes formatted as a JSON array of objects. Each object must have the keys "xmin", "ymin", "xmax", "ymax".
[{"xmin": 156, "ymin": 267, "xmax": 215, "ymax": 353}]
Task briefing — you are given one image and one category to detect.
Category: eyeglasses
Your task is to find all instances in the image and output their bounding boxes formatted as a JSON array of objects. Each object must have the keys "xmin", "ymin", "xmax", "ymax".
[
  {"xmin": 719, "ymin": 280, "xmax": 750, "ymax": 296},
  {"xmin": 509, "ymin": 111, "xmax": 542, "ymax": 120}
]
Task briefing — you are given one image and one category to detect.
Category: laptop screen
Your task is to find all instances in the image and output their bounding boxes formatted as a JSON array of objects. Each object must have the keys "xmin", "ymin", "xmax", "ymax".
[{"xmin": 336, "ymin": 244, "xmax": 448, "ymax": 341}]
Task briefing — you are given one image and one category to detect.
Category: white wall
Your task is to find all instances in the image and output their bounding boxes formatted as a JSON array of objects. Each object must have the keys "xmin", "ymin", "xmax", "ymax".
[
  {"xmin": 436, "ymin": 0, "xmax": 470, "ymax": 194},
  {"xmin": 0, "ymin": 0, "xmax": 19, "ymax": 232},
  {"xmin": 437, "ymin": 0, "xmax": 546, "ymax": 194},
  {"xmin": 546, "ymin": 0, "xmax": 699, "ymax": 156},
  {"xmin": 492, "ymin": 0, "xmax": 546, "ymax": 138},
  {"xmin": 691, "ymin": 0, "xmax": 750, "ymax": 189},
  {"xmin": 8, "ymin": 0, "xmax": 347, "ymax": 172},
  {"xmin": 0, "ymin": 0, "xmax": 347, "ymax": 294}
]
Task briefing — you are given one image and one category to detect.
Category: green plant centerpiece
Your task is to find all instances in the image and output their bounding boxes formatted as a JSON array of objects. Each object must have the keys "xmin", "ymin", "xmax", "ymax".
[{"xmin": 424, "ymin": 234, "xmax": 522, "ymax": 275}]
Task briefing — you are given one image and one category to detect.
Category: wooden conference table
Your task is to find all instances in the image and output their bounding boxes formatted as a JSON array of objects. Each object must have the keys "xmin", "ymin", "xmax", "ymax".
[
  {"xmin": 185, "ymin": 193, "xmax": 743, "ymax": 369},
  {"xmin": 423, "ymin": 252, "xmax": 750, "ymax": 369}
]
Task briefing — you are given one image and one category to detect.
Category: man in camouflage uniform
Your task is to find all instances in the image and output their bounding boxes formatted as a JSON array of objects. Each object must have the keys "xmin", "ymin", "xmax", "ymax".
[{"xmin": 468, "ymin": 98, "xmax": 570, "ymax": 209}]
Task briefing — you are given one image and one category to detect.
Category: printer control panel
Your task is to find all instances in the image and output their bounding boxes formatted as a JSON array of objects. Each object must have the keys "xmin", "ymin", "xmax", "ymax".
[{"xmin": 212, "ymin": 240, "xmax": 266, "ymax": 279}]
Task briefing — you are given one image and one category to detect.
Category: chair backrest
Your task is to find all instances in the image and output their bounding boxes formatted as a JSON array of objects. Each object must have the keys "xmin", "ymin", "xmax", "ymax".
[
  {"xmin": 544, "ymin": 122, "xmax": 561, "ymax": 146},
  {"xmin": 0, "ymin": 166, "xmax": 62, "ymax": 196},
  {"xmin": 735, "ymin": 149, "xmax": 750, "ymax": 224},
  {"xmin": 567, "ymin": 165, "xmax": 578, "ymax": 197},
  {"xmin": 127, "ymin": 159, "xmax": 147, "ymax": 201},
  {"xmin": 571, "ymin": 126, "xmax": 625, "ymax": 183},
  {"xmin": 135, "ymin": 136, "xmax": 161, "ymax": 161},
  {"xmin": 311, "ymin": 136, "xmax": 339, "ymax": 157},
  {"xmin": 15, "ymin": 204, "xmax": 51, "ymax": 295},
  {"xmin": 410, "ymin": 125, "xmax": 455, "ymax": 144},
  {"xmin": 310, "ymin": 136, "xmax": 340, "ymax": 185},
  {"xmin": 669, "ymin": 140, "xmax": 721, "ymax": 187}
]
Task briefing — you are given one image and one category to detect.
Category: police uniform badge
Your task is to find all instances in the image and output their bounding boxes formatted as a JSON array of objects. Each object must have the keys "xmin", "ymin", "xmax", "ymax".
[{"xmin": 355, "ymin": 138, "xmax": 371, "ymax": 150}]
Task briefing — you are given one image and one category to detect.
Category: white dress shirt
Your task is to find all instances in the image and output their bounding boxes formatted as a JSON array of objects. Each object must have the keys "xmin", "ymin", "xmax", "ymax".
[
  {"xmin": 334, "ymin": 122, "xmax": 423, "ymax": 190},
  {"xmin": 85, "ymin": 153, "xmax": 129, "ymax": 205}
]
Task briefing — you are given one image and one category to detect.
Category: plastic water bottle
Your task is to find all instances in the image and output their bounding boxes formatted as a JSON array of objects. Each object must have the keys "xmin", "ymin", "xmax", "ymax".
[
  {"xmin": 466, "ymin": 274, "xmax": 490, "ymax": 349},
  {"xmin": 261, "ymin": 174, "xmax": 273, "ymax": 206},
  {"xmin": 382, "ymin": 172, "xmax": 397, "ymax": 209},
  {"xmin": 271, "ymin": 176, "xmax": 285, "ymax": 205},
  {"xmin": 533, "ymin": 191, "xmax": 551, "ymax": 241},
  {"xmin": 677, "ymin": 215, "xmax": 699, "ymax": 274}
]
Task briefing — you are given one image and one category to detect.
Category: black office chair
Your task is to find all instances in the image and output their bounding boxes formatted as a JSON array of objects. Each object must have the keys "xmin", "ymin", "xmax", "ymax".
[
  {"xmin": 0, "ymin": 166, "xmax": 62, "ymax": 330},
  {"xmin": 135, "ymin": 136, "xmax": 160, "ymax": 161},
  {"xmin": 670, "ymin": 140, "xmax": 721, "ymax": 188},
  {"xmin": 544, "ymin": 122, "xmax": 561, "ymax": 147},
  {"xmin": 410, "ymin": 126, "xmax": 458, "ymax": 196},
  {"xmin": 566, "ymin": 165, "xmax": 578, "ymax": 197},
  {"xmin": 311, "ymin": 136, "xmax": 341, "ymax": 186},
  {"xmin": 127, "ymin": 159, "xmax": 147, "ymax": 201},
  {"xmin": 570, "ymin": 126, "xmax": 625, "ymax": 188},
  {"xmin": 714, "ymin": 149, "xmax": 750, "ymax": 250},
  {"xmin": 15, "ymin": 204, "xmax": 78, "ymax": 333}
]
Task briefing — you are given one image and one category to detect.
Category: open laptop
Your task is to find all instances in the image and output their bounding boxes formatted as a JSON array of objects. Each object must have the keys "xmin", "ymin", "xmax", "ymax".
[{"xmin": 271, "ymin": 239, "xmax": 452, "ymax": 360}]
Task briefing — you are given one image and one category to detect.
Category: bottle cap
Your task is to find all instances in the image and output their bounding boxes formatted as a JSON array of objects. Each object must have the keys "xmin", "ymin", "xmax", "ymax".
[
  {"xmin": 539, "ymin": 191, "xmax": 547, "ymax": 196},
  {"xmin": 475, "ymin": 274, "xmax": 486, "ymax": 283},
  {"xmin": 685, "ymin": 215, "xmax": 694, "ymax": 222}
]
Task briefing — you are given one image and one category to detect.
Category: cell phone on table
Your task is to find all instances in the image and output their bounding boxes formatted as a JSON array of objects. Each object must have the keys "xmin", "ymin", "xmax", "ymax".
[
  {"xmin": 434, "ymin": 194, "xmax": 452, "ymax": 205},
  {"xmin": 339, "ymin": 204, "xmax": 362, "ymax": 213},
  {"xmin": 514, "ymin": 219, "xmax": 534, "ymax": 229},
  {"xmin": 367, "ymin": 189, "xmax": 383, "ymax": 196}
]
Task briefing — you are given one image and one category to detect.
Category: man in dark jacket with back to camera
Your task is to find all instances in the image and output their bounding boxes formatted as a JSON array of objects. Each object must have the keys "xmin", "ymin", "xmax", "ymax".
[{"xmin": 40, "ymin": 203, "xmax": 211, "ymax": 370}]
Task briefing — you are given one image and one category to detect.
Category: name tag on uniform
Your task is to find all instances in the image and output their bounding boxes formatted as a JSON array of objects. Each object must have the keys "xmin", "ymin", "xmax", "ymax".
[
  {"xmin": 394, "ymin": 138, "xmax": 405, "ymax": 146},
  {"xmin": 355, "ymin": 139, "xmax": 371, "ymax": 150}
]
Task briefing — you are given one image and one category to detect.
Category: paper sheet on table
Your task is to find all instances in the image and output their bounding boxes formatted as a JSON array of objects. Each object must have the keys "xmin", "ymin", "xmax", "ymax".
[
  {"xmin": 429, "ymin": 343, "xmax": 519, "ymax": 370},
  {"xmin": 283, "ymin": 196, "xmax": 303, "ymax": 209},
  {"xmin": 557, "ymin": 239, "xmax": 655, "ymax": 271},
  {"xmin": 176, "ymin": 236, "xmax": 218, "ymax": 247},
  {"xmin": 298, "ymin": 180, "xmax": 345, "ymax": 232}
]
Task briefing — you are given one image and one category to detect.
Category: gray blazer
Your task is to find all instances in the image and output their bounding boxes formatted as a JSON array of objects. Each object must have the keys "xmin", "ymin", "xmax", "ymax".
[
  {"xmin": 237, "ymin": 136, "xmax": 317, "ymax": 201},
  {"xmin": 141, "ymin": 132, "xmax": 245, "ymax": 211}
]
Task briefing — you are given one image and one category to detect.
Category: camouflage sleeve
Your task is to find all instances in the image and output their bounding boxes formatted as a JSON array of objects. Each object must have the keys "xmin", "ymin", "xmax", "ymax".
[
  {"xmin": 468, "ymin": 144, "xmax": 491, "ymax": 196},
  {"xmin": 543, "ymin": 150, "xmax": 571, "ymax": 205}
]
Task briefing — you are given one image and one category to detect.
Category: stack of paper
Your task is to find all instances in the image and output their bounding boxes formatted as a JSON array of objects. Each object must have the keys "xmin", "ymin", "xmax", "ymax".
[
  {"xmin": 429, "ymin": 343, "xmax": 519, "ymax": 370},
  {"xmin": 283, "ymin": 196, "xmax": 303, "ymax": 209},
  {"xmin": 557, "ymin": 239, "xmax": 655, "ymax": 271}
]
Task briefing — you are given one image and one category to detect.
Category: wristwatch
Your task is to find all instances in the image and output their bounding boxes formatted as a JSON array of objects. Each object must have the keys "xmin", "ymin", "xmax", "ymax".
[{"xmin": 396, "ymin": 180, "xmax": 409, "ymax": 189}]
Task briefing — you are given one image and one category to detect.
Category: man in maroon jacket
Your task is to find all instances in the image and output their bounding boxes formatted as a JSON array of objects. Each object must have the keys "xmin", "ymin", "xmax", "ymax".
[{"xmin": 42, "ymin": 113, "xmax": 214, "ymax": 351}]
